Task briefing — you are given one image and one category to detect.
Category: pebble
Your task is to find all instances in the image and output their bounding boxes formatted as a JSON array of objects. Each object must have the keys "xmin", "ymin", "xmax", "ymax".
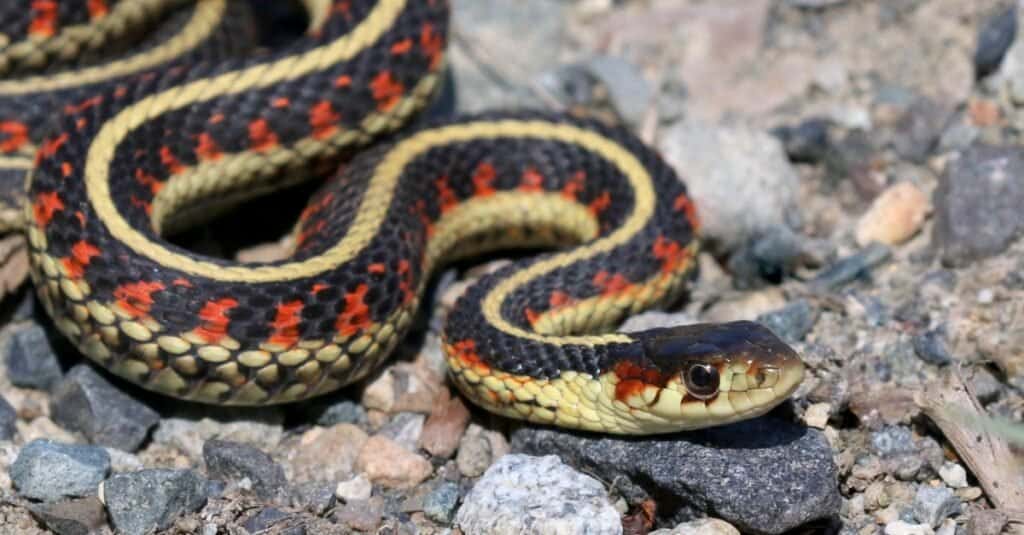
[
  {"xmin": 153, "ymin": 413, "xmax": 284, "ymax": 461},
  {"xmin": 804, "ymin": 402, "xmax": 832, "ymax": 429},
  {"xmin": 456, "ymin": 423, "xmax": 509, "ymax": 478},
  {"xmin": 0, "ymin": 323, "xmax": 64, "ymax": 390},
  {"xmin": 885, "ymin": 520, "xmax": 935, "ymax": 535},
  {"xmin": 377, "ymin": 412, "xmax": 425, "ymax": 452},
  {"xmin": 540, "ymin": 55, "xmax": 652, "ymax": 127},
  {"xmin": 312, "ymin": 399, "xmax": 368, "ymax": 426},
  {"xmin": 288, "ymin": 482, "xmax": 335, "ymax": 516},
  {"xmin": 0, "ymin": 393, "xmax": 15, "ymax": 440},
  {"xmin": 423, "ymin": 481, "xmax": 460, "ymax": 524},
  {"xmin": 871, "ymin": 427, "xmax": 917, "ymax": 457},
  {"xmin": 103, "ymin": 469, "xmax": 208, "ymax": 535},
  {"xmin": 511, "ymin": 416, "xmax": 840, "ymax": 533},
  {"xmin": 771, "ymin": 118, "xmax": 831, "ymax": 163},
  {"xmin": 11, "ymin": 439, "xmax": 110, "ymax": 502},
  {"xmin": 104, "ymin": 448, "xmax": 144, "ymax": 473},
  {"xmin": 937, "ymin": 463, "xmax": 967, "ymax": 489},
  {"xmin": 966, "ymin": 509, "xmax": 1008, "ymax": 535},
  {"xmin": 331, "ymin": 496, "xmax": 384, "ymax": 532},
  {"xmin": 335, "ymin": 474, "xmax": 372, "ymax": 503},
  {"xmin": 913, "ymin": 485, "xmax": 960, "ymax": 528},
  {"xmin": 241, "ymin": 507, "xmax": 291, "ymax": 533},
  {"xmin": 288, "ymin": 423, "xmax": 368, "ymax": 483},
  {"xmin": 27, "ymin": 497, "xmax": 107, "ymax": 535},
  {"xmin": 658, "ymin": 119, "xmax": 802, "ymax": 255},
  {"xmin": 756, "ymin": 300, "xmax": 819, "ymax": 344},
  {"xmin": 975, "ymin": 4, "xmax": 1017, "ymax": 78},
  {"xmin": 355, "ymin": 435, "xmax": 433, "ymax": 489},
  {"xmin": 455, "ymin": 454, "xmax": 621, "ymax": 535},
  {"xmin": 418, "ymin": 388, "xmax": 471, "ymax": 458},
  {"xmin": 727, "ymin": 226, "xmax": 826, "ymax": 289},
  {"xmin": 203, "ymin": 439, "xmax": 287, "ymax": 501},
  {"xmin": 652, "ymin": 518, "xmax": 740, "ymax": 535},
  {"xmin": 704, "ymin": 287, "xmax": 788, "ymax": 324},
  {"xmin": 361, "ymin": 362, "xmax": 442, "ymax": 414},
  {"xmin": 933, "ymin": 144, "xmax": 1024, "ymax": 266},
  {"xmin": 912, "ymin": 328, "xmax": 954, "ymax": 366},
  {"xmin": 810, "ymin": 242, "xmax": 892, "ymax": 291},
  {"xmin": 855, "ymin": 182, "xmax": 930, "ymax": 247},
  {"xmin": 49, "ymin": 365, "xmax": 159, "ymax": 452}
]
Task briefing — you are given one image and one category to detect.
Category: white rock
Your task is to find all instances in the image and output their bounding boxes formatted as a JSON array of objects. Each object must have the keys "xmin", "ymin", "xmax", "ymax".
[
  {"xmin": 652, "ymin": 518, "xmax": 740, "ymax": 535},
  {"xmin": 884, "ymin": 520, "xmax": 935, "ymax": 535},
  {"xmin": 455, "ymin": 454, "xmax": 621, "ymax": 535},
  {"xmin": 938, "ymin": 462, "xmax": 968, "ymax": 489},
  {"xmin": 335, "ymin": 474, "xmax": 372, "ymax": 502}
]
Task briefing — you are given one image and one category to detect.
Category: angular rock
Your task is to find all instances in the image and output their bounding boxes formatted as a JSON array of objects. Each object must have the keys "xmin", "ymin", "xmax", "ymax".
[
  {"xmin": 419, "ymin": 389, "xmax": 471, "ymax": 458},
  {"xmin": 377, "ymin": 412, "xmax": 425, "ymax": 452},
  {"xmin": 11, "ymin": 439, "xmax": 110, "ymax": 502},
  {"xmin": 49, "ymin": 365, "xmax": 159, "ymax": 452},
  {"xmin": 511, "ymin": 417, "xmax": 840, "ymax": 534},
  {"xmin": 855, "ymin": 182, "xmax": 930, "ymax": 247},
  {"xmin": 311, "ymin": 399, "xmax": 367, "ymax": 427},
  {"xmin": 335, "ymin": 474, "xmax": 372, "ymax": 503},
  {"xmin": 0, "ymin": 394, "xmax": 16, "ymax": 440},
  {"xmin": 456, "ymin": 454, "xmax": 621, "ymax": 535},
  {"xmin": 289, "ymin": 482, "xmax": 336, "ymax": 516},
  {"xmin": 331, "ymin": 496, "xmax": 384, "ymax": 532},
  {"xmin": 152, "ymin": 412, "xmax": 284, "ymax": 461},
  {"xmin": 241, "ymin": 508, "xmax": 291, "ymax": 533},
  {"xmin": 756, "ymin": 300, "xmax": 819, "ymax": 344},
  {"xmin": 771, "ymin": 118, "xmax": 831, "ymax": 164},
  {"xmin": 539, "ymin": 56, "xmax": 652, "ymax": 127},
  {"xmin": 456, "ymin": 423, "xmax": 509, "ymax": 478},
  {"xmin": 355, "ymin": 435, "xmax": 432, "ymax": 489},
  {"xmin": 933, "ymin": 145, "xmax": 1024, "ymax": 266},
  {"xmin": 967, "ymin": 509, "xmax": 1008, "ymax": 535},
  {"xmin": 104, "ymin": 469, "xmax": 208, "ymax": 535},
  {"xmin": 653, "ymin": 518, "xmax": 740, "ymax": 535},
  {"xmin": 810, "ymin": 243, "xmax": 891, "ymax": 291},
  {"xmin": 975, "ymin": 4, "xmax": 1017, "ymax": 79},
  {"xmin": 1, "ymin": 323, "xmax": 63, "ymax": 390},
  {"xmin": 27, "ymin": 497, "xmax": 106, "ymax": 535},
  {"xmin": 912, "ymin": 485, "xmax": 960, "ymax": 528},
  {"xmin": 658, "ymin": 120, "xmax": 801, "ymax": 255},
  {"xmin": 912, "ymin": 329, "xmax": 954, "ymax": 367},
  {"xmin": 287, "ymin": 423, "xmax": 367, "ymax": 484},
  {"xmin": 423, "ymin": 481, "xmax": 460, "ymax": 525},
  {"xmin": 203, "ymin": 439, "xmax": 286, "ymax": 501}
]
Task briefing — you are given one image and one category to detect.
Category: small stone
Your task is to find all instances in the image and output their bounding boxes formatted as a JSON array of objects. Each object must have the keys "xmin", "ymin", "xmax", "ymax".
[
  {"xmin": 289, "ymin": 482, "xmax": 335, "ymax": 516},
  {"xmin": 423, "ymin": 481, "xmax": 460, "ymax": 525},
  {"xmin": 884, "ymin": 520, "xmax": 935, "ymax": 535},
  {"xmin": 704, "ymin": 287, "xmax": 788, "ymax": 323},
  {"xmin": 654, "ymin": 518, "xmax": 740, "ymax": 535},
  {"xmin": 203, "ymin": 439, "xmax": 287, "ymax": 501},
  {"xmin": 658, "ymin": 120, "xmax": 802, "ymax": 255},
  {"xmin": 456, "ymin": 454, "xmax": 620, "ymax": 535},
  {"xmin": 811, "ymin": 243, "xmax": 892, "ymax": 290},
  {"xmin": 27, "ymin": 497, "xmax": 106, "ymax": 535},
  {"xmin": 1, "ymin": 323, "xmax": 63, "ymax": 390},
  {"xmin": 966, "ymin": 509, "xmax": 1008, "ymax": 535},
  {"xmin": 335, "ymin": 474, "xmax": 372, "ymax": 503},
  {"xmin": 855, "ymin": 182, "xmax": 930, "ymax": 247},
  {"xmin": 152, "ymin": 413, "xmax": 284, "ymax": 461},
  {"xmin": 872, "ymin": 427, "xmax": 918, "ymax": 457},
  {"xmin": 49, "ymin": 365, "xmax": 159, "ymax": 452},
  {"xmin": 419, "ymin": 389, "xmax": 471, "ymax": 458},
  {"xmin": 975, "ymin": 4, "xmax": 1017, "ymax": 78},
  {"xmin": 936, "ymin": 519, "xmax": 957, "ymax": 535},
  {"xmin": 756, "ymin": 300, "xmax": 819, "ymax": 344},
  {"xmin": 331, "ymin": 496, "xmax": 384, "ymax": 532},
  {"xmin": 540, "ymin": 56, "xmax": 652, "ymax": 127},
  {"xmin": 312, "ymin": 399, "xmax": 367, "ymax": 426},
  {"xmin": 727, "ymin": 226, "xmax": 824, "ymax": 289},
  {"xmin": 377, "ymin": 412, "xmax": 425, "ymax": 452},
  {"xmin": 241, "ymin": 508, "xmax": 290, "ymax": 533},
  {"xmin": 361, "ymin": 362, "xmax": 442, "ymax": 414},
  {"xmin": 355, "ymin": 435, "xmax": 432, "ymax": 489},
  {"xmin": 913, "ymin": 485, "xmax": 960, "ymax": 528},
  {"xmin": 804, "ymin": 403, "xmax": 832, "ymax": 429},
  {"xmin": 104, "ymin": 469, "xmax": 208, "ymax": 535},
  {"xmin": 938, "ymin": 463, "xmax": 967, "ymax": 489},
  {"xmin": 771, "ymin": 118, "xmax": 831, "ymax": 163},
  {"xmin": 457, "ymin": 423, "xmax": 508, "ymax": 478},
  {"xmin": 956, "ymin": 487, "xmax": 983, "ymax": 501},
  {"xmin": 104, "ymin": 448, "xmax": 144, "ymax": 473},
  {"xmin": 912, "ymin": 329, "xmax": 954, "ymax": 366},
  {"xmin": 0, "ymin": 394, "xmax": 16, "ymax": 440},
  {"xmin": 11, "ymin": 439, "xmax": 110, "ymax": 502},
  {"xmin": 288, "ymin": 423, "xmax": 368, "ymax": 483},
  {"xmin": 933, "ymin": 144, "xmax": 1024, "ymax": 266}
]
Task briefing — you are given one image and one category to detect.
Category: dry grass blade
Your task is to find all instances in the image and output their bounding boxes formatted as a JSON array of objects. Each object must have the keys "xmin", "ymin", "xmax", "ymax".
[
  {"xmin": 914, "ymin": 368, "xmax": 1024, "ymax": 533},
  {"xmin": 0, "ymin": 233, "xmax": 28, "ymax": 301}
]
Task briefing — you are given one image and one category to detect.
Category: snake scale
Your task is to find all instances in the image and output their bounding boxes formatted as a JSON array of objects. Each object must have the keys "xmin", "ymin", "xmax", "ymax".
[{"xmin": 0, "ymin": 0, "xmax": 804, "ymax": 434}]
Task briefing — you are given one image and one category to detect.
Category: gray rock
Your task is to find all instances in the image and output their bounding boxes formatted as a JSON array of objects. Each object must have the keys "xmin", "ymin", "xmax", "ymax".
[
  {"xmin": 203, "ymin": 439, "xmax": 287, "ymax": 501},
  {"xmin": 455, "ymin": 454, "xmax": 622, "ymax": 535},
  {"xmin": 757, "ymin": 300, "xmax": 819, "ymax": 344},
  {"xmin": 423, "ymin": 481, "xmax": 460, "ymax": 525},
  {"xmin": 2, "ymin": 323, "xmax": 63, "ymax": 390},
  {"xmin": 967, "ymin": 509, "xmax": 1008, "ymax": 535},
  {"xmin": 912, "ymin": 328, "xmax": 954, "ymax": 366},
  {"xmin": 289, "ymin": 482, "xmax": 336, "ymax": 516},
  {"xmin": 377, "ymin": 412, "xmax": 426, "ymax": 452},
  {"xmin": 810, "ymin": 243, "xmax": 891, "ymax": 291},
  {"xmin": 0, "ymin": 394, "xmax": 16, "ymax": 440},
  {"xmin": 658, "ymin": 120, "xmax": 801, "ymax": 255},
  {"xmin": 871, "ymin": 426, "xmax": 917, "ymax": 457},
  {"xmin": 727, "ymin": 226, "xmax": 826, "ymax": 289},
  {"xmin": 540, "ymin": 56, "xmax": 652, "ymax": 127},
  {"xmin": 975, "ymin": 4, "xmax": 1017, "ymax": 79},
  {"xmin": 11, "ymin": 439, "xmax": 110, "ymax": 502},
  {"xmin": 888, "ymin": 95, "xmax": 952, "ymax": 163},
  {"xmin": 511, "ymin": 417, "xmax": 840, "ymax": 535},
  {"xmin": 331, "ymin": 496, "xmax": 384, "ymax": 532},
  {"xmin": 312, "ymin": 399, "xmax": 367, "ymax": 426},
  {"xmin": 912, "ymin": 485, "xmax": 960, "ymax": 528},
  {"xmin": 27, "ymin": 497, "xmax": 107, "ymax": 535},
  {"xmin": 933, "ymin": 145, "xmax": 1024, "ymax": 266},
  {"xmin": 771, "ymin": 118, "xmax": 831, "ymax": 163},
  {"xmin": 104, "ymin": 469, "xmax": 208, "ymax": 535},
  {"xmin": 49, "ymin": 365, "xmax": 159, "ymax": 452},
  {"xmin": 241, "ymin": 507, "xmax": 291, "ymax": 533}
]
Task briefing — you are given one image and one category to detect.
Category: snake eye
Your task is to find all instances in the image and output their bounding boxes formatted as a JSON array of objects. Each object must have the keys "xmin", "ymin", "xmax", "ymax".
[{"xmin": 683, "ymin": 363, "xmax": 719, "ymax": 399}]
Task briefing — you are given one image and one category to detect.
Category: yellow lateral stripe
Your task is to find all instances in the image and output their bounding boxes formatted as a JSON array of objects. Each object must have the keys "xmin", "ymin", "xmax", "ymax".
[
  {"xmin": 0, "ymin": 0, "xmax": 226, "ymax": 95},
  {"xmin": 0, "ymin": 156, "xmax": 32, "ymax": 170}
]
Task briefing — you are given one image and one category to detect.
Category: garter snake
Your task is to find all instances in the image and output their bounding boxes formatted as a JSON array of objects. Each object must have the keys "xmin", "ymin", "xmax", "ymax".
[{"xmin": 0, "ymin": 0, "xmax": 804, "ymax": 434}]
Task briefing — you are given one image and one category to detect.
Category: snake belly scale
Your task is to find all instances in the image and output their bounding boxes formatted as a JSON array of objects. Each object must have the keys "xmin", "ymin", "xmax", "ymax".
[{"xmin": 0, "ymin": 0, "xmax": 804, "ymax": 434}]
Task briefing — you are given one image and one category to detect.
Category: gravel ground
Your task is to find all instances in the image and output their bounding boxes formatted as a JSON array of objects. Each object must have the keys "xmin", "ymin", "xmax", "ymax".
[{"xmin": 2, "ymin": 1, "xmax": 1024, "ymax": 534}]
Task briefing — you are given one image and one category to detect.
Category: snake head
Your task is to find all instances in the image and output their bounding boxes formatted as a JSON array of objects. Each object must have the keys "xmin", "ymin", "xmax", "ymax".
[{"xmin": 613, "ymin": 320, "xmax": 805, "ymax": 431}]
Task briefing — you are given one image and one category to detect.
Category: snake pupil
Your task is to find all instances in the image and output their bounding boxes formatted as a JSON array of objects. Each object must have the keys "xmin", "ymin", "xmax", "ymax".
[{"xmin": 684, "ymin": 363, "xmax": 719, "ymax": 399}]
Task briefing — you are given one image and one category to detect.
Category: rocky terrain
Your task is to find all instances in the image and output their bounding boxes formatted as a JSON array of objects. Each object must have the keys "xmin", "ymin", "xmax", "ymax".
[{"xmin": 1, "ymin": 0, "xmax": 1023, "ymax": 534}]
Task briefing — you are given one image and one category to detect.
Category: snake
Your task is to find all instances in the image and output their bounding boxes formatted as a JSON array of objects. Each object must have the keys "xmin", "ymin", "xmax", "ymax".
[{"xmin": 0, "ymin": 0, "xmax": 804, "ymax": 435}]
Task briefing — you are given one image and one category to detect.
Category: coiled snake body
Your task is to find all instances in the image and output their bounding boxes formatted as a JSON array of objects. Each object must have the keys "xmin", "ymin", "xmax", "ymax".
[{"xmin": 0, "ymin": 0, "xmax": 803, "ymax": 434}]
